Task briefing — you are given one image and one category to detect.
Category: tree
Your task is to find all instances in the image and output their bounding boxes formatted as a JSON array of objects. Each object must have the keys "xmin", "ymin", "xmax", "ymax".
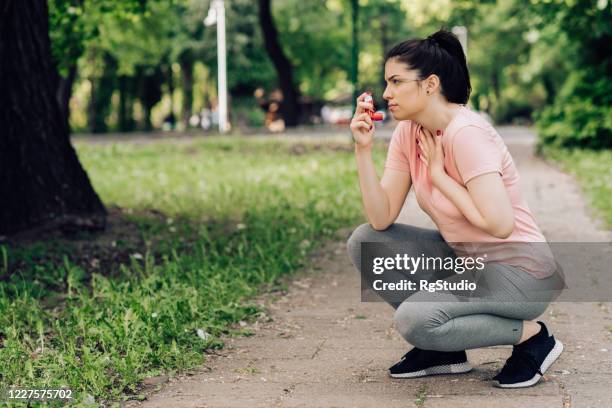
[
  {"xmin": 257, "ymin": 0, "xmax": 301, "ymax": 127},
  {"xmin": 529, "ymin": 0, "xmax": 612, "ymax": 148},
  {"xmin": 0, "ymin": 0, "xmax": 106, "ymax": 235},
  {"xmin": 179, "ymin": 50, "xmax": 195, "ymax": 129},
  {"xmin": 49, "ymin": 0, "xmax": 88, "ymax": 130},
  {"xmin": 48, "ymin": 0, "xmax": 147, "ymax": 130},
  {"xmin": 467, "ymin": 1, "xmax": 531, "ymax": 119},
  {"xmin": 274, "ymin": 0, "xmax": 353, "ymax": 99},
  {"xmin": 87, "ymin": 51, "xmax": 118, "ymax": 133},
  {"xmin": 93, "ymin": 0, "xmax": 203, "ymax": 130},
  {"xmin": 357, "ymin": 0, "xmax": 414, "ymax": 101}
]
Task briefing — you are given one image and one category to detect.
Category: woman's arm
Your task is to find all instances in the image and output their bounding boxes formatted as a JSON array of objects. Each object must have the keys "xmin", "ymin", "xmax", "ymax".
[
  {"xmin": 355, "ymin": 145, "xmax": 412, "ymax": 230},
  {"xmin": 418, "ymin": 128, "xmax": 514, "ymax": 238},
  {"xmin": 350, "ymin": 93, "xmax": 411, "ymax": 230},
  {"xmin": 431, "ymin": 171, "xmax": 514, "ymax": 238}
]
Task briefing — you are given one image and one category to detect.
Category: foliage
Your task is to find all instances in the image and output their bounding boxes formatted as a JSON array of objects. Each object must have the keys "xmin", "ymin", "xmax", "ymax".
[
  {"xmin": 273, "ymin": 1, "xmax": 351, "ymax": 99},
  {"xmin": 47, "ymin": 0, "xmax": 612, "ymax": 145},
  {"xmin": 230, "ymin": 97, "xmax": 267, "ymax": 128},
  {"xmin": 529, "ymin": 0, "xmax": 612, "ymax": 148},
  {"xmin": 356, "ymin": 0, "xmax": 416, "ymax": 101},
  {"xmin": 218, "ymin": 0, "xmax": 278, "ymax": 95},
  {"xmin": 466, "ymin": 1, "xmax": 533, "ymax": 120},
  {"xmin": 49, "ymin": 0, "xmax": 148, "ymax": 75},
  {"xmin": 535, "ymin": 74, "xmax": 612, "ymax": 149}
]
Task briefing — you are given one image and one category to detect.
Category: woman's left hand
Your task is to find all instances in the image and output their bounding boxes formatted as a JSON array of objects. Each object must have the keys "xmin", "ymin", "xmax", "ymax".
[{"xmin": 417, "ymin": 128, "xmax": 446, "ymax": 183}]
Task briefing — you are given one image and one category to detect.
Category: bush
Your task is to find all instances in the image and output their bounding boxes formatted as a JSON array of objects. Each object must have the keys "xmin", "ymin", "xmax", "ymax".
[
  {"xmin": 535, "ymin": 69, "xmax": 612, "ymax": 150},
  {"xmin": 535, "ymin": 99, "xmax": 612, "ymax": 150},
  {"xmin": 230, "ymin": 97, "xmax": 267, "ymax": 129},
  {"xmin": 492, "ymin": 98, "xmax": 534, "ymax": 125},
  {"xmin": 246, "ymin": 106, "xmax": 266, "ymax": 127}
]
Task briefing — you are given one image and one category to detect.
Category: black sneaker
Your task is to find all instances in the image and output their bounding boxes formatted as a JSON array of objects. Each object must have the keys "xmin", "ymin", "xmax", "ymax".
[
  {"xmin": 493, "ymin": 321, "xmax": 564, "ymax": 388},
  {"xmin": 389, "ymin": 347, "xmax": 472, "ymax": 378}
]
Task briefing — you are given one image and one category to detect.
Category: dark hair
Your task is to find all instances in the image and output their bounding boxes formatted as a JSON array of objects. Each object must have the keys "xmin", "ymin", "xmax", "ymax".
[{"xmin": 384, "ymin": 29, "xmax": 471, "ymax": 104}]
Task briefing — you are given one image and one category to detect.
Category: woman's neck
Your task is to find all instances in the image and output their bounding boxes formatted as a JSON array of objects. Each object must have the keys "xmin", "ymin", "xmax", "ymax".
[{"xmin": 412, "ymin": 102, "xmax": 464, "ymax": 135}]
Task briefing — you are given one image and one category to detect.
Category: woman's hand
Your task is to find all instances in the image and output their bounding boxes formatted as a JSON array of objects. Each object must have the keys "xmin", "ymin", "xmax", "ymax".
[
  {"xmin": 417, "ymin": 128, "xmax": 446, "ymax": 183},
  {"xmin": 349, "ymin": 92, "xmax": 375, "ymax": 149}
]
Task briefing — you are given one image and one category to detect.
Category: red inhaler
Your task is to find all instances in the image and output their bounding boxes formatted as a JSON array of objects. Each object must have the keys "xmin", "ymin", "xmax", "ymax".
[{"xmin": 364, "ymin": 93, "xmax": 385, "ymax": 121}]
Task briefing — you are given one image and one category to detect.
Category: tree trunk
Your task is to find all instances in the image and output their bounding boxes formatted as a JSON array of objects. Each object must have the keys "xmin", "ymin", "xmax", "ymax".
[
  {"xmin": 257, "ymin": 0, "xmax": 301, "ymax": 127},
  {"xmin": 491, "ymin": 70, "xmax": 501, "ymax": 103},
  {"xmin": 0, "ymin": 0, "xmax": 106, "ymax": 236},
  {"xmin": 380, "ymin": 13, "xmax": 389, "ymax": 95},
  {"xmin": 88, "ymin": 52, "xmax": 117, "ymax": 133},
  {"xmin": 138, "ymin": 65, "xmax": 164, "ymax": 131},
  {"xmin": 118, "ymin": 75, "xmax": 136, "ymax": 132},
  {"xmin": 179, "ymin": 51, "xmax": 194, "ymax": 129},
  {"xmin": 165, "ymin": 63, "xmax": 175, "ymax": 123},
  {"xmin": 56, "ymin": 63, "xmax": 77, "ymax": 131}
]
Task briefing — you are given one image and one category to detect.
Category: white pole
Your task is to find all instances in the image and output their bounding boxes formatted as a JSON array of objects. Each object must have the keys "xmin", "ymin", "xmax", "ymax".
[
  {"xmin": 451, "ymin": 26, "xmax": 468, "ymax": 60},
  {"xmin": 451, "ymin": 26, "xmax": 467, "ymax": 60},
  {"xmin": 204, "ymin": 1, "xmax": 230, "ymax": 133},
  {"xmin": 215, "ymin": 0, "xmax": 229, "ymax": 133}
]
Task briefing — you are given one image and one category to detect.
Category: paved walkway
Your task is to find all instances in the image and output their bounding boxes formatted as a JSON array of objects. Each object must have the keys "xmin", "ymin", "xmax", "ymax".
[{"xmin": 129, "ymin": 127, "xmax": 611, "ymax": 408}]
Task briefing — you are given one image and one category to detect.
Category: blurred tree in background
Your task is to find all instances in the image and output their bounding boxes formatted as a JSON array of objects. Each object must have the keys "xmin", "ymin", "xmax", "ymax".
[
  {"xmin": 11, "ymin": 0, "xmax": 612, "ymax": 137},
  {"xmin": 45, "ymin": 0, "xmax": 609, "ymax": 144},
  {"xmin": 48, "ymin": 0, "xmax": 150, "ymax": 130},
  {"xmin": 529, "ymin": 0, "xmax": 611, "ymax": 149}
]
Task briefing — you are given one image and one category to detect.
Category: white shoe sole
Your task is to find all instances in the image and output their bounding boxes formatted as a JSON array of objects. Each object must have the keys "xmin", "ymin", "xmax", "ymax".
[
  {"xmin": 389, "ymin": 362, "xmax": 473, "ymax": 378},
  {"xmin": 494, "ymin": 338, "xmax": 564, "ymax": 388}
]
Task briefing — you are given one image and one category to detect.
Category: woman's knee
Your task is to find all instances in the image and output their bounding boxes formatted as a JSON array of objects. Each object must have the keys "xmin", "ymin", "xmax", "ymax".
[
  {"xmin": 521, "ymin": 301, "xmax": 550, "ymax": 321},
  {"xmin": 346, "ymin": 223, "xmax": 379, "ymax": 266},
  {"xmin": 393, "ymin": 302, "xmax": 430, "ymax": 347},
  {"xmin": 393, "ymin": 301, "xmax": 452, "ymax": 351}
]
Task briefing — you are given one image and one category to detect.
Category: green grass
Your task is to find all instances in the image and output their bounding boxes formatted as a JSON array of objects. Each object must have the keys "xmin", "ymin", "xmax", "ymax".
[
  {"xmin": 414, "ymin": 384, "xmax": 428, "ymax": 406},
  {"xmin": 0, "ymin": 136, "xmax": 386, "ymax": 406},
  {"xmin": 541, "ymin": 146, "xmax": 612, "ymax": 228}
]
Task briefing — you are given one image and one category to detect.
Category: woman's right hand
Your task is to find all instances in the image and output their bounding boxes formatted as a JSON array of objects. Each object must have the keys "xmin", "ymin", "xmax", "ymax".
[{"xmin": 350, "ymin": 92, "xmax": 375, "ymax": 149}]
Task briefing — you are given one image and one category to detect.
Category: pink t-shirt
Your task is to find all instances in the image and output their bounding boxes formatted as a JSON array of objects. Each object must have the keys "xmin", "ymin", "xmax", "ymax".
[{"xmin": 384, "ymin": 106, "xmax": 555, "ymax": 278}]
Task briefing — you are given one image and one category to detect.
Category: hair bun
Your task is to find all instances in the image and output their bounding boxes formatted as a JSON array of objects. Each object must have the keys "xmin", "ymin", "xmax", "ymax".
[
  {"xmin": 384, "ymin": 29, "xmax": 471, "ymax": 104},
  {"xmin": 428, "ymin": 30, "xmax": 455, "ymax": 47}
]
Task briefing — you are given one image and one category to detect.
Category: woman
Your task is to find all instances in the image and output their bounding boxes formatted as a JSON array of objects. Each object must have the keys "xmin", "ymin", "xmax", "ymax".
[{"xmin": 347, "ymin": 29, "xmax": 563, "ymax": 388}]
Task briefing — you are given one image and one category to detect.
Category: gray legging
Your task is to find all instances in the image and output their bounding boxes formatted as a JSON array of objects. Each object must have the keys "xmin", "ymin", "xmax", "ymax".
[{"xmin": 347, "ymin": 223, "xmax": 558, "ymax": 352}]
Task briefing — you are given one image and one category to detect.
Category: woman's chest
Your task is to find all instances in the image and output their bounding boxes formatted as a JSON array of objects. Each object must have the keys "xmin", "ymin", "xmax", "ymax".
[{"xmin": 411, "ymin": 154, "xmax": 465, "ymax": 225}]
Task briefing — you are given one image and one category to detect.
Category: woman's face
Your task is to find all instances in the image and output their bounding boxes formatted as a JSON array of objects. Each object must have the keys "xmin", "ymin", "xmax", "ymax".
[{"xmin": 382, "ymin": 58, "xmax": 428, "ymax": 120}]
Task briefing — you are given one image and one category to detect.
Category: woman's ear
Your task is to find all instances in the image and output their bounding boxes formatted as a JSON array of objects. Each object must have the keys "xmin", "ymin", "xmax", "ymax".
[{"xmin": 425, "ymin": 74, "xmax": 441, "ymax": 95}]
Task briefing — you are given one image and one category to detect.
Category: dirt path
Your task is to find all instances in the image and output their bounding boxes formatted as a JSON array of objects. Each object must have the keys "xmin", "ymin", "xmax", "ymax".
[{"xmin": 129, "ymin": 127, "xmax": 611, "ymax": 408}]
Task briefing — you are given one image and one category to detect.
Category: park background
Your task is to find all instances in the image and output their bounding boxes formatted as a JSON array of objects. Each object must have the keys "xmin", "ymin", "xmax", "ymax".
[{"xmin": 0, "ymin": 0, "xmax": 610, "ymax": 406}]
